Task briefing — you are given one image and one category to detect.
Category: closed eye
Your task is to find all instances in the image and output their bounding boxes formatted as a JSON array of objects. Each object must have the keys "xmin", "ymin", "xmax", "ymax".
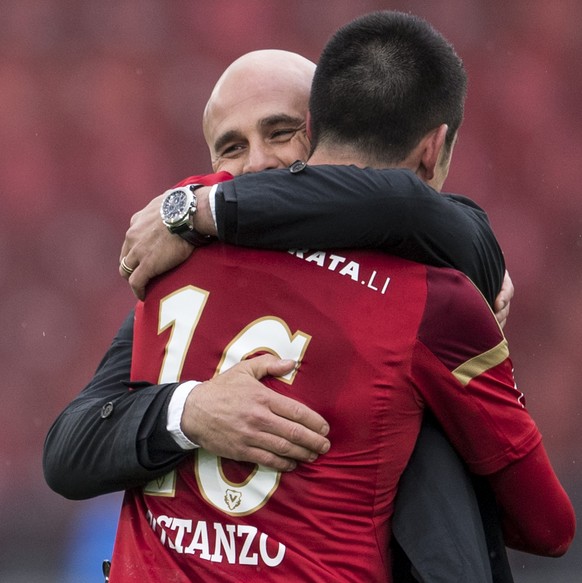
[
  {"xmin": 213, "ymin": 129, "xmax": 246, "ymax": 159},
  {"xmin": 219, "ymin": 143, "xmax": 247, "ymax": 158},
  {"xmin": 270, "ymin": 128, "xmax": 298, "ymax": 140},
  {"xmin": 269, "ymin": 122, "xmax": 306, "ymax": 143}
]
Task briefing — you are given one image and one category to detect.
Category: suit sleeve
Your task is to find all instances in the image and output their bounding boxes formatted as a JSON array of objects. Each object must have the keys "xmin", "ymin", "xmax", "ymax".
[
  {"xmin": 43, "ymin": 310, "xmax": 188, "ymax": 499},
  {"xmin": 215, "ymin": 165, "xmax": 504, "ymax": 306},
  {"xmin": 43, "ymin": 172, "xmax": 234, "ymax": 500}
]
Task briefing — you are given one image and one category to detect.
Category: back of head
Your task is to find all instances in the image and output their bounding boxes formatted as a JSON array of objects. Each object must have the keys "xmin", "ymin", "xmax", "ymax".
[{"xmin": 309, "ymin": 11, "xmax": 467, "ymax": 165}]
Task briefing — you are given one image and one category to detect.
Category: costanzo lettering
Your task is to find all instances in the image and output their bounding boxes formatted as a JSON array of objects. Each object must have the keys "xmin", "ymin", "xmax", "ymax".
[{"xmin": 146, "ymin": 511, "xmax": 286, "ymax": 567}]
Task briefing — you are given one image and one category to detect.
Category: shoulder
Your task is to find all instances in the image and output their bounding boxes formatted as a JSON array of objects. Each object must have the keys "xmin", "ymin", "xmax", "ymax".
[
  {"xmin": 174, "ymin": 171, "xmax": 233, "ymax": 188},
  {"xmin": 418, "ymin": 267, "xmax": 506, "ymax": 373},
  {"xmin": 443, "ymin": 192, "xmax": 487, "ymax": 213}
]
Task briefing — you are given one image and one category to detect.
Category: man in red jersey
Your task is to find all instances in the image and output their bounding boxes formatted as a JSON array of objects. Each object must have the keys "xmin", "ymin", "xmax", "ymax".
[
  {"xmin": 46, "ymin": 47, "xmax": 513, "ymax": 582},
  {"xmin": 107, "ymin": 12, "xmax": 574, "ymax": 582}
]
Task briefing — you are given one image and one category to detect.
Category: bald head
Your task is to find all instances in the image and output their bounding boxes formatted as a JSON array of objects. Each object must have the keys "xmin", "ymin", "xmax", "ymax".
[{"xmin": 203, "ymin": 50, "xmax": 316, "ymax": 175}]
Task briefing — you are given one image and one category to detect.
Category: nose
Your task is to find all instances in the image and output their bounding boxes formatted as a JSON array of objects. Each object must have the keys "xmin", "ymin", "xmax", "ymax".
[{"xmin": 244, "ymin": 145, "xmax": 285, "ymax": 173}]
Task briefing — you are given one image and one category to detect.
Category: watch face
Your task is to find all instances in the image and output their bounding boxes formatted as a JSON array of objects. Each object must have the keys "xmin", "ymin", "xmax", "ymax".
[{"xmin": 162, "ymin": 189, "xmax": 189, "ymax": 225}]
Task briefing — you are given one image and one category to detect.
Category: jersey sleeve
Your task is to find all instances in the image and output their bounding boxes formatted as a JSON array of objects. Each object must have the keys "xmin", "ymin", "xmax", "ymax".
[
  {"xmin": 411, "ymin": 267, "xmax": 541, "ymax": 475},
  {"xmin": 488, "ymin": 443, "xmax": 575, "ymax": 556},
  {"xmin": 214, "ymin": 165, "xmax": 504, "ymax": 306}
]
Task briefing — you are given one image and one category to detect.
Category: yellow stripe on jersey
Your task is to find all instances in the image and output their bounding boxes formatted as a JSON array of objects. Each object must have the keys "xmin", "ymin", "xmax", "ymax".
[{"xmin": 452, "ymin": 339, "xmax": 509, "ymax": 387}]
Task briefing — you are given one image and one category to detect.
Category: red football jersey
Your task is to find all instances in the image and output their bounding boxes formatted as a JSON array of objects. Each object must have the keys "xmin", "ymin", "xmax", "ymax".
[{"xmin": 110, "ymin": 242, "xmax": 540, "ymax": 582}]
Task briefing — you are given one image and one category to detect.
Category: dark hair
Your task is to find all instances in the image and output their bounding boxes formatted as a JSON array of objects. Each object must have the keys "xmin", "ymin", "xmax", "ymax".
[{"xmin": 309, "ymin": 11, "xmax": 467, "ymax": 164}]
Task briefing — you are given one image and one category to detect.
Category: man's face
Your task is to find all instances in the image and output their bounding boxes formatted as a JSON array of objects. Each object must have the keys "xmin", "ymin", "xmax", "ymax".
[{"xmin": 204, "ymin": 70, "xmax": 311, "ymax": 176}]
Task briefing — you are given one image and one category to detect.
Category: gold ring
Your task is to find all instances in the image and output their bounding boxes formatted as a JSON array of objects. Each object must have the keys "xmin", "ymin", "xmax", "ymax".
[{"xmin": 120, "ymin": 256, "xmax": 135, "ymax": 275}]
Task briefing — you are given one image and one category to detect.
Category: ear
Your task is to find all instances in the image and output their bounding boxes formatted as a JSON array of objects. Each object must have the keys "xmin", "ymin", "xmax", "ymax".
[
  {"xmin": 418, "ymin": 124, "xmax": 448, "ymax": 181},
  {"xmin": 306, "ymin": 110, "xmax": 313, "ymax": 141}
]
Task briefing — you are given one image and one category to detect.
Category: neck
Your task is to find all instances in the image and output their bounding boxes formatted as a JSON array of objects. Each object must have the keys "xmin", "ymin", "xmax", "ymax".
[
  {"xmin": 309, "ymin": 144, "xmax": 446, "ymax": 193},
  {"xmin": 308, "ymin": 145, "xmax": 378, "ymax": 169},
  {"xmin": 309, "ymin": 144, "xmax": 413, "ymax": 173}
]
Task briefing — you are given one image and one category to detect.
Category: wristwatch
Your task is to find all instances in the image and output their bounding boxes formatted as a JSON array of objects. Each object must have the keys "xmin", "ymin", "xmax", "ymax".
[{"xmin": 160, "ymin": 184, "xmax": 212, "ymax": 246}]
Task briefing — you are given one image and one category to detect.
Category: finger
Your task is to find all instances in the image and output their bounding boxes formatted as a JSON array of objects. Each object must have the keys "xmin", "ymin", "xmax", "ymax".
[
  {"xmin": 494, "ymin": 294, "xmax": 506, "ymax": 314},
  {"xmin": 268, "ymin": 391, "xmax": 330, "ymax": 438},
  {"xmin": 240, "ymin": 411, "xmax": 330, "ymax": 461},
  {"xmin": 265, "ymin": 358, "xmax": 297, "ymax": 378},
  {"xmin": 496, "ymin": 303, "xmax": 510, "ymax": 330},
  {"xmin": 233, "ymin": 389, "xmax": 331, "ymax": 455},
  {"xmin": 498, "ymin": 270, "xmax": 515, "ymax": 307},
  {"xmin": 128, "ymin": 268, "xmax": 148, "ymax": 301},
  {"xmin": 119, "ymin": 241, "xmax": 130, "ymax": 265},
  {"xmin": 250, "ymin": 437, "xmax": 320, "ymax": 467},
  {"xmin": 238, "ymin": 354, "xmax": 296, "ymax": 380},
  {"xmin": 233, "ymin": 447, "xmax": 298, "ymax": 473},
  {"xmin": 494, "ymin": 272, "xmax": 512, "ymax": 328},
  {"xmin": 494, "ymin": 285, "xmax": 513, "ymax": 319},
  {"xmin": 119, "ymin": 255, "xmax": 137, "ymax": 281},
  {"xmin": 265, "ymin": 424, "xmax": 331, "ymax": 458},
  {"xmin": 119, "ymin": 224, "xmax": 137, "ymax": 264},
  {"xmin": 119, "ymin": 264, "xmax": 130, "ymax": 280},
  {"xmin": 235, "ymin": 358, "xmax": 331, "ymax": 439},
  {"xmin": 229, "ymin": 431, "xmax": 326, "ymax": 470},
  {"xmin": 502, "ymin": 269, "xmax": 514, "ymax": 291}
]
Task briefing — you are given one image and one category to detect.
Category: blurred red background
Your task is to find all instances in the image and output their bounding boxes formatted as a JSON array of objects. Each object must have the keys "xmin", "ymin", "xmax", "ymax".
[{"xmin": 1, "ymin": 1, "xmax": 580, "ymax": 581}]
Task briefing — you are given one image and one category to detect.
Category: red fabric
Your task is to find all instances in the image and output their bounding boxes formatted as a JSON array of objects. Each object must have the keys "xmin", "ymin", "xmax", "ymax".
[
  {"xmin": 110, "ymin": 174, "xmax": 566, "ymax": 580},
  {"xmin": 413, "ymin": 268, "xmax": 542, "ymax": 475},
  {"xmin": 174, "ymin": 171, "xmax": 233, "ymax": 188},
  {"xmin": 488, "ymin": 443, "xmax": 576, "ymax": 557}
]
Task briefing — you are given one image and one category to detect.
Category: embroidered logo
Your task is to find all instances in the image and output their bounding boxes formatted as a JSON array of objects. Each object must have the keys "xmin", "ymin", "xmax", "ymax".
[{"xmin": 224, "ymin": 489, "xmax": 243, "ymax": 511}]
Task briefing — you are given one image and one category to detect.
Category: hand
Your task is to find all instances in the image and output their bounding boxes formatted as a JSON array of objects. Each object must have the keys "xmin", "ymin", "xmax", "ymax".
[
  {"xmin": 494, "ymin": 270, "xmax": 514, "ymax": 330},
  {"xmin": 181, "ymin": 354, "xmax": 331, "ymax": 472},
  {"xmin": 119, "ymin": 194, "xmax": 194, "ymax": 300}
]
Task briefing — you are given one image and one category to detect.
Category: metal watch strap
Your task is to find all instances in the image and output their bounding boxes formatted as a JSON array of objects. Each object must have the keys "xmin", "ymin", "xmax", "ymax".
[{"xmin": 177, "ymin": 184, "xmax": 213, "ymax": 247}]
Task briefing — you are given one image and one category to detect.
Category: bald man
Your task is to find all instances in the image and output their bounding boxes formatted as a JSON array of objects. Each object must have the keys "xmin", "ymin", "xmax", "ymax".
[
  {"xmin": 45, "ymin": 51, "xmax": 334, "ymax": 499},
  {"xmin": 203, "ymin": 50, "xmax": 313, "ymax": 176}
]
